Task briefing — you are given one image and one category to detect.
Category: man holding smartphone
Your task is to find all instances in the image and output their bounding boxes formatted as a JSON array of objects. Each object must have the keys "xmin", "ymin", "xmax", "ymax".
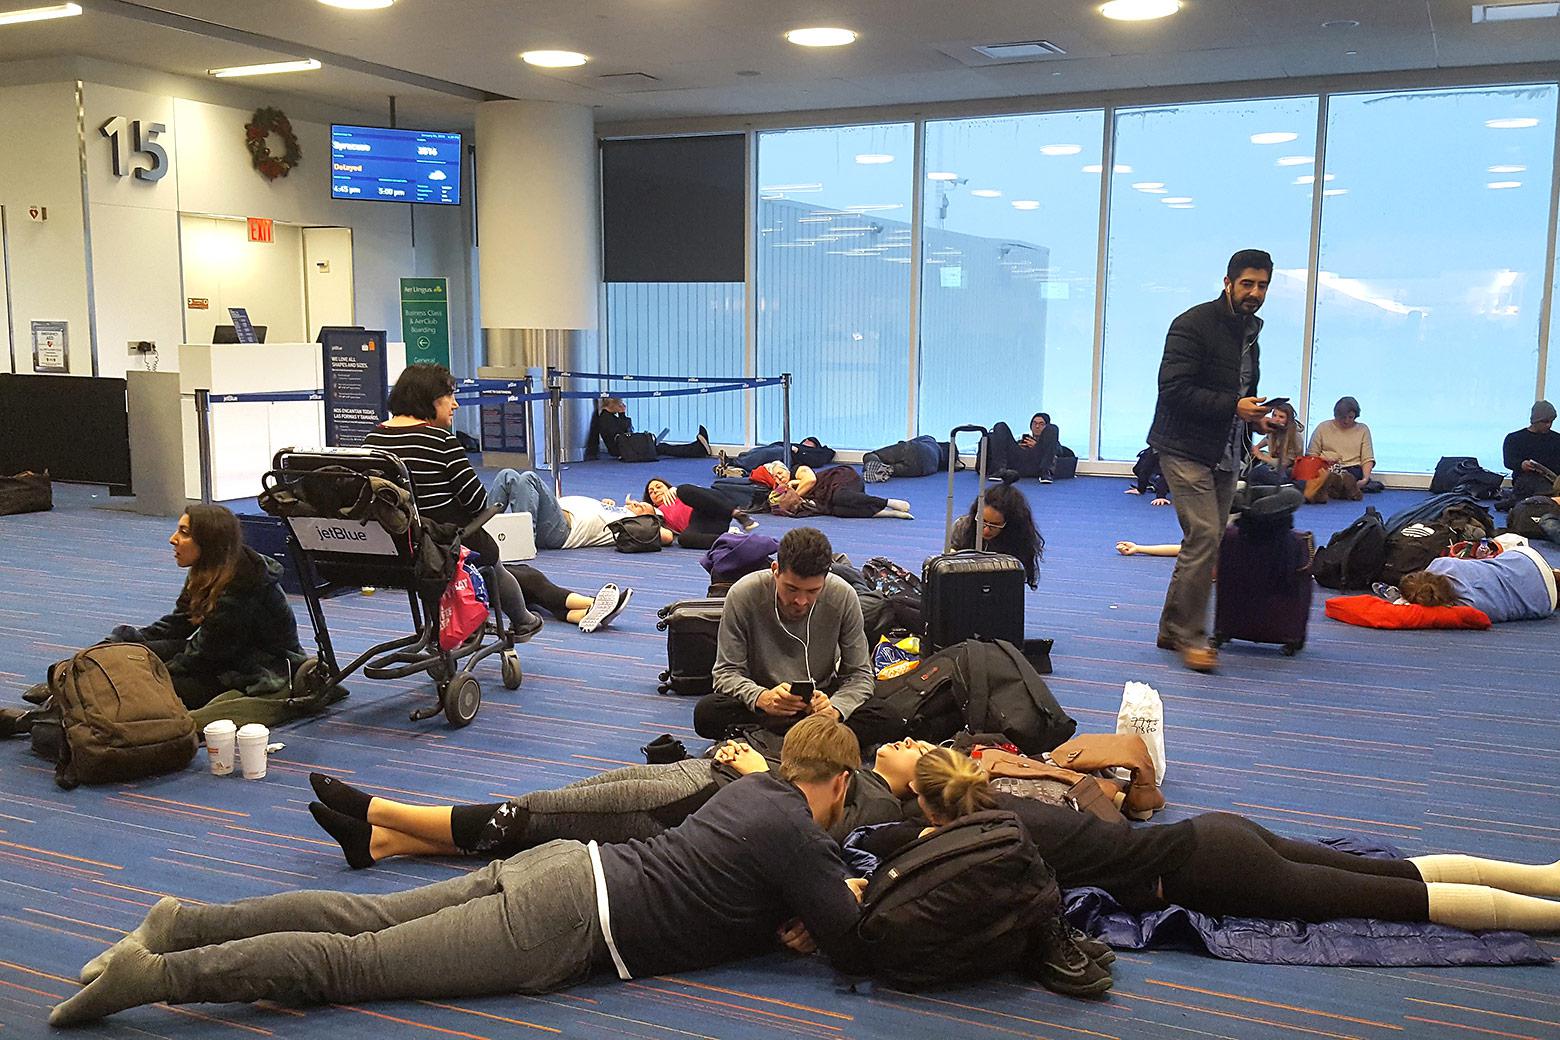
[
  {"xmin": 694, "ymin": 527, "xmax": 902, "ymax": 749},
  {"xmin": 1146, "ymin": 249, "xmax": 1284, "ymax": 672}
]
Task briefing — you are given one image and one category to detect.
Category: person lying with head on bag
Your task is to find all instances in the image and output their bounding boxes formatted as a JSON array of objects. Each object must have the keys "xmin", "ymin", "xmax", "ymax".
[{"xmin": 1389, "ymin": 546, "xmax": 1559, "ymax": 622}]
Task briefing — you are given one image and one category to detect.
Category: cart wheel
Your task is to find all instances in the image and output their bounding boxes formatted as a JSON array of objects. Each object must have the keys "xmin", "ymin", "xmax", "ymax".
[
  {"xmin": 1282, "ymin": 641, "xmax": 1303, "ymax": 656},
  {"xmin": 658, "ymin": 670, "xmax": 670, "ymax": 683},
  {"xmin": 501, "ymin": 650, "xmax": 522, "ymax": 690},
  {"xmin": 293, "ymin": 657, "xmax": 323, "ymax": 697},
  {"xmin": 444, "ymin": 673, "xmax": 481, "ymax": 727},
  {"xmin": 657, "ymin": 683, "xmax": 670, "ymax": 695}
]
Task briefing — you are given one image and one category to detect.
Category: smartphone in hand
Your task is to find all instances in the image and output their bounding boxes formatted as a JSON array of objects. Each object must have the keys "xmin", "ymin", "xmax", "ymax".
[{"xmin": 790, "ymin": 679, "xmax": 815, "ymax": 706}]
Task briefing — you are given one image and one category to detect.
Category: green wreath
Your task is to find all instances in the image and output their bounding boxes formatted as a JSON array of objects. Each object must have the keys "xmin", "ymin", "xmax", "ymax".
[{"xmin": 244, "ymin": 107, "xmax": 301, "ymax": 181}]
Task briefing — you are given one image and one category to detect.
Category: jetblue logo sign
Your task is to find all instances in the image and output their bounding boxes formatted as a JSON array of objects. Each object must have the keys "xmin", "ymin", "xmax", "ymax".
[{"xmin": 288, "ymin": 518, "xmax": 398, "ymax": 556}]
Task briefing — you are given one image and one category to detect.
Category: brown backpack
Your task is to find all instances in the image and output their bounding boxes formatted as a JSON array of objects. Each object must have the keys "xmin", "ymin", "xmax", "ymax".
[{"xmin": 45, "ymin": 644, "xmax": 197, "ymax": 789}]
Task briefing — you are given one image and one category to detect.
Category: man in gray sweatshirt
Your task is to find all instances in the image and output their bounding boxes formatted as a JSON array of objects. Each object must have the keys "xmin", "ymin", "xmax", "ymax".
[{"xmin": 693, "ymin": 527, "xmax": 902, "ymax": 750}]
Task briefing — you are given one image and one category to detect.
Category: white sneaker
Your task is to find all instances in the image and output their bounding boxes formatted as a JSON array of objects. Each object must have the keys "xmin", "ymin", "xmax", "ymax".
[{"xmin": 579, "ymin": 584, "xmax": 633, "ymax": 633}]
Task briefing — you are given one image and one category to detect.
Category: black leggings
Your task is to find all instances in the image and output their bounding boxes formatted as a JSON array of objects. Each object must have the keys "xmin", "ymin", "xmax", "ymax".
[
  {"xmin": 1159, "ymin": 813, "xmax": 1428, "ymax": 922},
  {"xmin": 506, "ymin": 563, "xmax": 577, "ymax": 620},
  {"xmin": 673, "ymin": 484, "xmax": 738, "ymax": 550},
  {"xmin": 826, "ymin": 489, "xmax": 889, "ymax": 518}
]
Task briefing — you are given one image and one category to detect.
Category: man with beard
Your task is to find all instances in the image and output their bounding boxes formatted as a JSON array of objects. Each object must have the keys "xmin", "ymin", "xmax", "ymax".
[
  {"xmin": 694, "ymin": 527, "xmax": 901, "ymax": 748},
  {"xmin": 1147, "ymin": 249, "xmax": 1284, "ymax": 672}
]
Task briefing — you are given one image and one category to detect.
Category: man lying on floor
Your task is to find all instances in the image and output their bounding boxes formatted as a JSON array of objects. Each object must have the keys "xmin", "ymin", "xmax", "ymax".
[{"xmin": 50, "ymin": 716, "xmax": 869, "ymax": 1026}]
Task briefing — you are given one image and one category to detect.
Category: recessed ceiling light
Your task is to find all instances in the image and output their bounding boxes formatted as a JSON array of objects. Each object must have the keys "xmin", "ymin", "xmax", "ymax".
[
  {"xmin": 208, "ymin": 58, "xmax": 322, "ymax": 77},
  {"xmin": 1099, "ymin": 0, "xmax": 1181, "ymax": 21},
  {"xmin": 1322, "ymin": 188, "xmax": 1348, "ymax": 196},
  {"xmin": 1131, "ymin": 181, "xmax": 1165, "ymax": 190},
  {"xmin": 1294, "ymin": 173, "xmax": 1335, "ymax": 184},
  {"xmin": 785, "ymin": 26, "xmax": 857, "ymax": 47},
  {"xmin": 1167, "ymin": 203, "xmax": 1195, "ymax": 209},
  {"xmin": 1488, "ymin": 164, "xmax": 1527, "ymax": 173},
  {"xmin": 1011, "ymin": 200, "xmax": 1041, "ymax": 210},
  {"xmin": 1345, "ymin": 49, "xmax": 1358, "ymax": 55},
  {"xmin": 854, "ymin": 153, "xmax": 894, "ymax": 165},
  {"xmin": 522, "ymin": 49, "xmax": 589, "ymax": 67},
  {"xmin": 970, "ymin": 188, "xmax": 1003, "ymax": 198},
  {"xmin": 1040, "ymin": 143, "xmax": 1082, "ymax": 156},
  {"xmin": 1487, "ymin": 180, "xmax": 1523, "ymax": 189},
  {"xmin": 318, "ymin": 0, "xmax": 393, "ymax": 9},
  {"xmin": 1276, "ymin": 155, "xmax": 1313, "ymax": 166},
  {"xmin": 1082, "ymin": 163, "xmax": 1134, "ymax": 174},
  {"xmin": 1161, "ymin": 196, "xmax": 1193, "ymax": 204},
  {"xmin": 1486, "ymin": 117, "xmax": 1539, "ymax": 129},
  {"xmin": 1321, "ymin": 19, "xmax": 1360, "ymax": 28},
  {"xmin": 1250, "ymin": 131, "xmax": 1299, "ymax": 145},
  {"xmin": 927, "ymin": 171, "xmax": 960, "ymax": 181},
  {"xmin": 0, "ymin": 2, "xmax": 82, "ymax": 25}
]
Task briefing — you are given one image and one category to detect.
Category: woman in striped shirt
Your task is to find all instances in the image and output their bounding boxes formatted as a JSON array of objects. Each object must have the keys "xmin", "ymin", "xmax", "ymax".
[{"xmin": 364, "ymin": 365, "xmax": 543, "ymax": 641}]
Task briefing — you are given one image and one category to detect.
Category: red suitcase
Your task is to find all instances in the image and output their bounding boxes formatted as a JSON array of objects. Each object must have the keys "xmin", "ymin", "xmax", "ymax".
[{"xmin": 1211, "ymin": 524, "xmax": 1314, "ymax": 656}]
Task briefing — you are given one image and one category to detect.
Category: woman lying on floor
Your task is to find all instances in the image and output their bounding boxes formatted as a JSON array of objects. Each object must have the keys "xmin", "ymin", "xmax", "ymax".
[
  {"xmin": 1393, "ymin": 545, "xmax": 1558, "ymax": 622},
  {"xmin": 639, "ymin": 476, "xmax": 758, "ymax": 550},
  {"xmin": 507, "ymin": 564, "xmax": 633, "ymax": 633},
  {"xmin": 848, "ymin": 748, "xmax": 1560, "ymax": 934},
  {"xmin": 751, "ymin": 461, "xmax": 913, "ymax": 520}
]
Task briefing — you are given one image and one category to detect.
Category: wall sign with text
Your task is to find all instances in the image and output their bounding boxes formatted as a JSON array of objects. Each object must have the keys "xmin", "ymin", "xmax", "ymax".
[{"xmin": 100, "ymin": 116, "xmax": 169, "ymax": 182}]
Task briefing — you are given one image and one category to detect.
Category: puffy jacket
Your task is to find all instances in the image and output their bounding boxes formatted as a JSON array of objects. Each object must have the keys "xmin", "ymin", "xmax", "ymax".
[{"xmin": 1147, "ymin": 294, "xmax": 1261, "ymax": 468}]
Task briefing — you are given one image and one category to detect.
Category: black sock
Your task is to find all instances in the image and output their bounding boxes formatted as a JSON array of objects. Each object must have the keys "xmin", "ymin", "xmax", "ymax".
[
  {"xmin": 309, "ymin": 772, "xmax": 373, "ymax": 820},
  {"xmin": 309, "ymin": 802, "xmax": 375, "ymax": 869}
]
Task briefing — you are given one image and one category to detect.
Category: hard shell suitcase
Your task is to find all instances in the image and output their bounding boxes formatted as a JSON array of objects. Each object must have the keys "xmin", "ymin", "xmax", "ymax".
[
  {"xmin": 922, "ymin": 425, "xmax": 1026, "ymax": 653},
  {"xmin": 655, "ymin": 598, "xmax": 726, "ymax": 695},
  {"xmin": 1211, "ymin": 524, "xmax": 1314, "ymax": 655}
]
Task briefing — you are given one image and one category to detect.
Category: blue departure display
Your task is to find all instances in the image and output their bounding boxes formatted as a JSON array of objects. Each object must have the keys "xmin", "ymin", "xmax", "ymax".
[{"xmin": 330, "ymin": 125, "xmax": 462, "ymax": 206}]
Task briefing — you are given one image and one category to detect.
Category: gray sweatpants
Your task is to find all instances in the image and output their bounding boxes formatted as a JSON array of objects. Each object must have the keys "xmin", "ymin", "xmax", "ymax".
[
  {"xmin": 1157, "ymin": 452, "xmax": 1238, "ymax": 649},
  {"xmin": 161, "ymin": 840, "xmax": 609, "ymax": 1006}
]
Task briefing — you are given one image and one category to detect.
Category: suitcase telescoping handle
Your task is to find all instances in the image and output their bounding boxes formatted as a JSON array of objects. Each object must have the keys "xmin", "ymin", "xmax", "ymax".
[{"xmin": 946, "ymin": 425, "xmax": 991, "ymax": 552}]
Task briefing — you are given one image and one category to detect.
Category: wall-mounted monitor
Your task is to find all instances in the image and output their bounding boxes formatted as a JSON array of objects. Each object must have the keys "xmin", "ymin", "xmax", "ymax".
[{"xmin": 330, "ymin": 124, "xmax": 462, "ymax": 206}]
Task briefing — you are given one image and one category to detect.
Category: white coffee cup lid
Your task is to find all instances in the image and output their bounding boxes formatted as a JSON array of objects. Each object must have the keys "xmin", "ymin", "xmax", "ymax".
[
  {"xmin": 204, "ymin": 719, "xmax": 237, "ymax": 734},
  {"xmin": 237, "ymin": 723, "xmax": 270, "ymax": 739}
]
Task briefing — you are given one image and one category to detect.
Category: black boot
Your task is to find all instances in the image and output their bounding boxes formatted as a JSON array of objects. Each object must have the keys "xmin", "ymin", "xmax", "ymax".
[
  {"xmin": 641, "ymin": 734, "xmax": 689, "ymax": 764},
  {"xmin": 0, "ymin": 707, "xmax": 45, "ymax": 739}
]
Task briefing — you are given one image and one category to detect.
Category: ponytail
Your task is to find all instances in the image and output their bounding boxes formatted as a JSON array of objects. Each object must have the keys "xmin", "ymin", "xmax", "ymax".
[{"xmin": 914, "ymin": 748, "xmax": 996, "ymax": 823}]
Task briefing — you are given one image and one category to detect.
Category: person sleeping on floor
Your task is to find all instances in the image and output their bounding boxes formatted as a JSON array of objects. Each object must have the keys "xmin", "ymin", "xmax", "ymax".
[{"xmin": 1387, "ymin": 544, "xmax": 1559, "ymax": 622}]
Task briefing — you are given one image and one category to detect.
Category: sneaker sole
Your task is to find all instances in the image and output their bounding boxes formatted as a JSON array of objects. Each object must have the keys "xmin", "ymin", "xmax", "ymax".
[
  {"xmin": 592, "ymin": 587, "xmax": 634, "ymax": 631},
  {"xmin": 578, "ymin": 584, "xmax": 620, "ymax": 633}
]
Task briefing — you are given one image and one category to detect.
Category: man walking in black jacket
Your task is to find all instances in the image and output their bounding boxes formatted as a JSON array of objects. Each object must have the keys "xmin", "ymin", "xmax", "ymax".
[{"xmin": 1146, "ymin": 249, "xmax": 1282, "ymax": 671}]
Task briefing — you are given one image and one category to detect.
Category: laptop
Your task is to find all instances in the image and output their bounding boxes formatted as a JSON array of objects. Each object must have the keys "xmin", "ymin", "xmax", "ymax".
[{"xmin": 484, "ymin": 512, "xmax": 537, "ymax": 562}]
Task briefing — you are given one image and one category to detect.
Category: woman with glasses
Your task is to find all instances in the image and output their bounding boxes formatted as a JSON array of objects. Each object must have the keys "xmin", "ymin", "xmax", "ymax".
[{"xmin": 950, "ymin": 476, "xmax": 1044, "ymax": 588}]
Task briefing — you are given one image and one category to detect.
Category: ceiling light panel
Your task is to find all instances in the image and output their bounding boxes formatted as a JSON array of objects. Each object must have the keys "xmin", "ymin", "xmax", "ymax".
[
  {"xmin": 209, "ymin": 58, "xmax": 322, "ymax": 77},
  {"xmin": 318, "ymin": 0, "xmax": 394, "ymax": 9},
  {"xmin": 522, "ymin": 50, "xmax": 589, "ymax": 67},
  {"xmin": 785, "ymin": 27, "xmax": 857, "ymax": 47},
  {"xmin": 1100, "ymin": 0, "xmax": 1182, "ymax": 20},
  {"xmin": 1472, "ymin": 2, "xmax": 1560, "ymax": 22},
  {"xmin": 0, "ymin": 2, "xmax": 81, "ymax": 25}
]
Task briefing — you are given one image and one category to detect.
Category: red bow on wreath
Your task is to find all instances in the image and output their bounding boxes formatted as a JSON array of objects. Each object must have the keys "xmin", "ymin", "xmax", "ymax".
[{"xmin": 245, "ymin": 107, "xmax": 301, "ymax": 181}]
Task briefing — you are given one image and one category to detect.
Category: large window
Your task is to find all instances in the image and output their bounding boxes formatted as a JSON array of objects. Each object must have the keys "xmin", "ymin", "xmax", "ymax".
[
  {"xmin": 1311, "ymin": 85, "xmax": 1559, "ymax": 472},
  {"xmin": 918, "ymin": 111, "xmax": 1104, "ymax": 448},
  {"xmin": 756, "ymin": 123, "xmax": 915, "ymax": 449},
  {"xmin": 1098, "ymin": 97, "xmax": 1319, "ymax": 461}
]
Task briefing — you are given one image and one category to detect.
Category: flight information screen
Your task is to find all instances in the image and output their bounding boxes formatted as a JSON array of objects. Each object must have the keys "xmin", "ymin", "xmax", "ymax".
[{"xmin": 330, "ymin": 125, "xmax": 462, "ymax": 205}]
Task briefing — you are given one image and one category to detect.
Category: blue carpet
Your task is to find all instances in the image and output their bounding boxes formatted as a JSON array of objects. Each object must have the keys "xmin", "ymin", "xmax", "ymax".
[{"xmin": 1, "ymin": 462, "xmax": 1556, "ymax": 1039}]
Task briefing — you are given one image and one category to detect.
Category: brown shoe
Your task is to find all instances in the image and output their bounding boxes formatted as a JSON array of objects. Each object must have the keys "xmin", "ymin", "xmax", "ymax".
[
  {"xmin": 1181, "ymin": 645, "xmax": 1218, "ymax": 672},
  {"xmin": 1156, "ymin": 636, "xmax": 1177, "ymax": 651}
]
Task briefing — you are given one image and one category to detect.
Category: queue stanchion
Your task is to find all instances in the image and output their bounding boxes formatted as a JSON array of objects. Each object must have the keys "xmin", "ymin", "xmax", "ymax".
[
  {"xmin": 547, "ymin": 379, "xmax": 565, "ymax": 499},
  {"xmin": 194, "ymin": 387, "xmax": 214, "ymax": 505},
  {"xmin": 781, "ymin": 372, "xmax": 793, "ymax": 470}
]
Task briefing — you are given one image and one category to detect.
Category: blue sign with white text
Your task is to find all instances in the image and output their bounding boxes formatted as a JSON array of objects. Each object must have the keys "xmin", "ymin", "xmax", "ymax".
[{"xmin": 331, "ymin": 125, "xmax": 462, "ymax": 206}]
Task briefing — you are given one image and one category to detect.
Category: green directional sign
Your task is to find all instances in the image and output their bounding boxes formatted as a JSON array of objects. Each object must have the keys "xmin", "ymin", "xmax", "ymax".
[{"xmin": 400, "ymin": 276, "xmax": 450, "ymax": 368}]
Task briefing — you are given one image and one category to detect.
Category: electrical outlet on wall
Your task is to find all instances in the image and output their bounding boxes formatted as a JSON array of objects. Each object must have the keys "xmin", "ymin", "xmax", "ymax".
[{"xmin": 315, "ymin": 259, "xmax": 331, "ymax": 273}]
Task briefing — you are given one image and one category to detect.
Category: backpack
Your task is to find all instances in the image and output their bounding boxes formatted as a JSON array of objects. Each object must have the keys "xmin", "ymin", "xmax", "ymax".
[
  {"xmin": 877, "ymin": 639, "xmax": 1076, "ymax": 755},
  {"xmin": 607, "ymin": 515, "xmax": 663, "ymax": 553},
  {"xmin": 44, "ymin": 644, "xmax": 197, "ymax": 789},
  {"xmin": 1381, "ymin": 521, "xmax": 1457, "ymax": 587},
  {"xmin": 616, "ymin": 431, "xmax": 658, "ymax": 463},
  {"xmin": 1430, "ymin": 456, "xmax": 1479, "ymax": 494},
  {"xmin": 851, "ymin": 811, "xmax": 1061, "ymax": 990},
  {"xmin": 1431, "ymin": 456, "xmax": 1503, "ymax": 498},
  {"xmin": 1311, "ymin": 507, "xmax": 1387, "ymax": 590},
  {"xmin": 1383, "ymin": 493, "xmax": 1478, "ymax": 536},
  {"xmin": 1438, "ymin": 501, "xmax": 1495, "ymax": 543}
]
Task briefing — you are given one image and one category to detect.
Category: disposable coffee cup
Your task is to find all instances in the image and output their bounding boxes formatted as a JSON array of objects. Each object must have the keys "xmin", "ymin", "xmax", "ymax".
[
  {"xmin": 236, "ymin": 723, "xmax": 270, "ymax": 780},
  {"xmin": 203, "ymin": 719, "xmax": 236, "ymax": 776}
]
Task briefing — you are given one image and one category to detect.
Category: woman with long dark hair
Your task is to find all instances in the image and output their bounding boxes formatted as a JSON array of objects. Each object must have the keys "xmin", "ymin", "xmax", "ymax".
[
  {"xmin": 951, "ymin": 477, "xmax": 1045, "ymax": 588},
  {"xmin": 105, "ymin": 504, "xmax": 303, "ymax": 708},
  {"xmin": 641, "ymin": 476, "xmax": 757, "ymax": 550}
]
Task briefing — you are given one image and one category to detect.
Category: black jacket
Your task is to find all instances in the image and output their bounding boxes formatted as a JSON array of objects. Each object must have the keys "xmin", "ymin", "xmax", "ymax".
[
  {"xmin": 583, "ymin": 409, "xmax": 634, "ymax": 460},
  {"xmin": 1147, "ymin": 294, "xmax": 1261, "ymax": 468}
]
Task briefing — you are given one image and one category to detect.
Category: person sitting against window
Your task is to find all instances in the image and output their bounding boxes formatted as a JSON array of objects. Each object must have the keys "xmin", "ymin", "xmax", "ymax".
[
  {"xmin": 1395, "ymin": 548, "xmax": 1558, "ymax": 623},
  {"xmin": 1307, "ymin": 396, "xmax": 1376, "ymax": 487},
  {"xmin": 1125, "ymin": 446, "xmax": 1171, "ymax": 506},
  {"xmin": 949, "ymin": 478, "xmax": 1045, "ymax": 588},
  {"xmin": 1251, "ymin": 401, "xmax": 1304, "ymax": 484},
  {"xmin": 583, "ymin": 397, "xmax": 710, "ymax": 460},
  {"xmin": 1503, "ymin": 400, "xmax": 1560, "ymax": 501},
  {"xmin": 639, "ymin": 477, "xmax": 757, "ymax": 549},
  {"xmin": 693, "ymin": 527, "xmax": 902, "ymax": 749},
  {"xmin": 986, "ymin": 413, "xmax": 1062, "ymax": 483}
]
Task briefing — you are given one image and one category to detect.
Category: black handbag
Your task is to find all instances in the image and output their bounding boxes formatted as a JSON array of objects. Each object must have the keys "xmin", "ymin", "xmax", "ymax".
[
  {"xmin": 607, "ymin": 515, "xmax": 663, "ymax": 553},
  {"xmin": 0, "ymin": 471, "xmax": 52, "ymax": 515}
]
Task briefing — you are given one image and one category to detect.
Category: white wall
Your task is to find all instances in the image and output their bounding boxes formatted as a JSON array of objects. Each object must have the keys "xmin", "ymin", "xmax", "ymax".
[
  {"xmin": 180, "ymin": 216, "xmax": 307, "ymax": 343},
  {"xmin": 0, "ymin": 83, "xmax": 94, "ymax": 375},
  {"xmin": 302, "ymin": 226, "xmax": 355, "ymax": 338}
]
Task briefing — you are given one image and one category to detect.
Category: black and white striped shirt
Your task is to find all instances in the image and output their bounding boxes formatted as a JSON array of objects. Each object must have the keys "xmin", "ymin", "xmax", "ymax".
[{"xmin": 363, "ymin": 423, "xmax": 488, "ymax": 521}]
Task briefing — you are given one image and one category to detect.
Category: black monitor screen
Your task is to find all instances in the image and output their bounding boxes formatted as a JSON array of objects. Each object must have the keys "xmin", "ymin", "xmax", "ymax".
[
  {"xmin": 212, "ymin": 324, "xmax": 268, "ymax": 344},
  {"xmin": 331, "ymin": 124, "xmax": 462, "ymax": 205}
]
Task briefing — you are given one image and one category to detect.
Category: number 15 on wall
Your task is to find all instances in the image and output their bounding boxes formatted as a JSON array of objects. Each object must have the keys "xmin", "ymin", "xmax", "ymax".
[{"xmin": 100, "ymin": 116, "xmax": 169, "ymax": 182}]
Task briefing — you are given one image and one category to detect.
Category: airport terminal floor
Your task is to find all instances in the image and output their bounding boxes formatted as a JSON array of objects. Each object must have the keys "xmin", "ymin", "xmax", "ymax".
[{"xmin": 2, "ymin": 459, "xmax": 1557, "ymax": 1040}]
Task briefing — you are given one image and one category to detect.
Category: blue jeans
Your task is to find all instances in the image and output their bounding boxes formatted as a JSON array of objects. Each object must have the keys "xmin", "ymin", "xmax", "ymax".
[{"xmin": 491, "ymin": 470, "xmax": 570, "ymax": 550}]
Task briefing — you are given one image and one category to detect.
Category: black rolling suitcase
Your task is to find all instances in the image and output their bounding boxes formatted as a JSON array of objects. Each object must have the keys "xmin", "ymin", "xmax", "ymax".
[
  {"xmin": 922, "ymin": 425, "xmax": 1027, "ymax": 653},
  {"xmin": 1212, "ymin": 524, "xmax": 1314, "ymax": 655},
  {"xmin": 655, "ymin": 598, "xmax": 725, "ymax": 695}
]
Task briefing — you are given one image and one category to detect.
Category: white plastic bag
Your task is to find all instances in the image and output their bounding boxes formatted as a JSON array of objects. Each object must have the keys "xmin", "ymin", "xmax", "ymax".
[{"xmin": 1116, "ymin": 681, "xmax": 1166, "ymax": 785}]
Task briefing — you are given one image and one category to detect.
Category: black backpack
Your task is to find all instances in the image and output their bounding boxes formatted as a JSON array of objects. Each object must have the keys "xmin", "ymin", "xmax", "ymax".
[
  {"xmin": 1311, "ymin": 507, "xmax": 1387, "ymax": 590},
  {"xmin": 877, "ymin": 639, "xmax": 1075, "ymax": 755},
  {"xmin": 1381, "ymin": 521, "xmax": 1456, "ymax": 587},
  {"xmin": 851, "ymin": 811, "xmax": 1061, "ymax": 990},
  {"xmin": 1431, "ymin": 457, "xmax": 1504, "ymax": 499}
]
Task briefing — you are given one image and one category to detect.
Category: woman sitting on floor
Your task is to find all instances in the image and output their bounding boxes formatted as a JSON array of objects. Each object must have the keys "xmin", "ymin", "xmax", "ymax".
[
  {"xmin": 640, "ymin": 476, "xmax": 758, "ymax": 550},
  {"xmin": 752, "ymin": 461, "xmax": 913, "ymax": 520},
  {"xmin": 950, "ymin": 477, "xmax": 1044, "ymax": 587},
  {"xmin": 1394, "ymin": 544, "xmax": 1558, "ymax": 622}
]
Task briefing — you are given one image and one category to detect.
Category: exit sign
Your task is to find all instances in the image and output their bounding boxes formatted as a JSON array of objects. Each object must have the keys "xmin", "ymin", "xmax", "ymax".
[{"xmin": 247, "ymin": 217, "xmax": 274, "ymax": 243}]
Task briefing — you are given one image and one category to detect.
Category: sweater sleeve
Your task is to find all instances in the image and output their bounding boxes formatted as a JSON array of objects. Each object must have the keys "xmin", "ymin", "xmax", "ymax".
[
  {"xmin": 713, "ymin": 584, "xmax": 767, "ymax": 708},
  {"xmin": 1504, "ymin": 431, "xmax": 1524, "ymax": 472},
  {"xmin": 1157, "ymin": 320, "xmax": 1239, "ymax": 422},
  {"xmin": 829, "ymin": 588, "xmax": 874, "ymax": 720},
  {"xmin": 444, "ymin": 437, "xmax": 490, "ymax": 517},
  {"xmin": 1360, "ymin": 424, "xmax": 1375, "ymax": 466},
  {"xmin": 777, "ymin": 826, "xmax": 867, "ymax": 972}
]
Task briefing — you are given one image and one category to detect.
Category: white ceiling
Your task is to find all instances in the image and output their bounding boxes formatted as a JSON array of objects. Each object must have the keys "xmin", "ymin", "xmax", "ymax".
[{"xmin": 1, "ymin": 0, "xmax": 1557, "ymax": 126}]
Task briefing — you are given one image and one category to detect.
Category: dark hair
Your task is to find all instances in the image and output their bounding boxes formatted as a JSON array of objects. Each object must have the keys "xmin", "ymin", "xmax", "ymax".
[
  {"xmin": 386, "ymin": 363, "xmax": 457, "ymax": 421},
  {"xmin": 642, "ymin": 476, "xmax": 672, "ymax": 502},
  {"xmin": 1227, "ymin": 249, "xmax": 1274, "ymax": 282},
  {"xmin": 967, "ymin": 480, "xmax": 1044, "ymax": 588},
  {"xmin": 1333, "ymin": 396, "xmax": 1361, "ymax": 420},
  {"xmin": 1401, "ymin": 570, "xmax": 1457, "ymax": 607},
  {"xmin": 1031, "ymin": 412, "xmax": 1050, "ymax": 426},
  {"xmin": 777, "ymin": 527, "xmax": 833, "ymax": 579},
  {"xmin": 182, "ymin": 504, "xmax": 248, "ymax": 623}
]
